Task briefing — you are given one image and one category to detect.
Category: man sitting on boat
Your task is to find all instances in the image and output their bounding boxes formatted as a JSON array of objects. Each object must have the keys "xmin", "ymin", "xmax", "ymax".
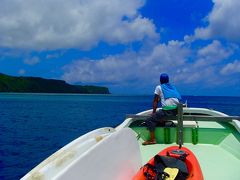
[{"xmin": 143, "ymin": 73, "xmax": 181, "ymax": 145}]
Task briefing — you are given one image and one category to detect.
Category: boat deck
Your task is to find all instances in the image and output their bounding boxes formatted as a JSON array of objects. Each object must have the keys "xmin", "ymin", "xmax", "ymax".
[{"xmin": 131, "ymin": 119, "xmax": 240, "ymax": 180}]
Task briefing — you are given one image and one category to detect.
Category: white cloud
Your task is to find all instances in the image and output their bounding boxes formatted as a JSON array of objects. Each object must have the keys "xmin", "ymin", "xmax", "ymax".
[
  {"xmin": 221, "ymin": 60, "xmax": 240, "ymax": 75},
  {"xmin": 62, "ymin": 41, "xmax": 189, "ymax": 85},
  {"xmin": 0, "ymin": 0, "xmax": 157, "ymax": 50},
  {"xmin": 46, "ymin": 53, "xmax": 62, "ymax": 59},
  {"xmin": 194, "ymin": 40, "xmax": 233, "ymax": 67},
  {"xmin": 62, "ymin": 40, "xmax": 236, "ymax": 91},
  {"xmin": 194, "ymin": 0, "xmax": 240, "ymax": 42},
  {"xmin": 18, "ymin": 69, "xmax": 26, "ymax": 75},
  {"xmin": 0, "ymin": 48, "xmax": 24, "ymax": 59},
  {"xmin": 175, "ymin": 41, "xmax": 234, "ymax": 85},
  {"xmin": 24, "ymin": 57, "xmax": 40, "ymax": 65},
  {"xmin": 46, "ymin": 54, "xmax": 59, "ymax": 59}
]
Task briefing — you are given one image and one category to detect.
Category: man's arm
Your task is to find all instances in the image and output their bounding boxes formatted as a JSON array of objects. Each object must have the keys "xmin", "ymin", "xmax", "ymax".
[{"xmin": 152, "ymin": 94, "xmax": 159, "ymax": 114}]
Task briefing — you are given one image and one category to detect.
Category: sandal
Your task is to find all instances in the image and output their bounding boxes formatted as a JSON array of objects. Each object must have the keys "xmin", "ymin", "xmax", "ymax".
[{"xmin": 142, "ymin": 140, "xmax": 157, "ymax": 145}]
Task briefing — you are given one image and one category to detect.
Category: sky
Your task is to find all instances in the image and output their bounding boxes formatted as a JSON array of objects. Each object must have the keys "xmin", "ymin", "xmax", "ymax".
[{"xmin": 0, "ymin": 0, "xmax": 240, "ymax": 96}]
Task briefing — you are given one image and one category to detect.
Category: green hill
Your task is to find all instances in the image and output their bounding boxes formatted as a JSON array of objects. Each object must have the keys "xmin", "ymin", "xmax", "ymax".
[{"xmin": 0, "ymin": 73, "xmax": 110, "ymax": 94}]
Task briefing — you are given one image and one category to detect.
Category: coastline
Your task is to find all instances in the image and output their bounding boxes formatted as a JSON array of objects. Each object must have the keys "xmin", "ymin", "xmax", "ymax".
[{"xmin": 1, "ymin": 92, "xmax": 240, "ymax": 98}]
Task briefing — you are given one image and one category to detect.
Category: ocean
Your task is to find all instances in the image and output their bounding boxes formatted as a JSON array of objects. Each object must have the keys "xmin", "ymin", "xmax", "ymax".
[{"xmin": 0, "ymin": 93, "xmax": 240, "ymax": 180}]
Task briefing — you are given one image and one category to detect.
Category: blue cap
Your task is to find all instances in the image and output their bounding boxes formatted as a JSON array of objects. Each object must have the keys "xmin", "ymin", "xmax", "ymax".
[{"xmin": 160, "ymin": 73, "xmax": 169, "ymax": 84}]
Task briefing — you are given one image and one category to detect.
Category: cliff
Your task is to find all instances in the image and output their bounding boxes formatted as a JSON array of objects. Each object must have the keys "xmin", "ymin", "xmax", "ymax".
[{"xmin": 0, "ymin": 73, "xmax": 110, "ymax": 94}]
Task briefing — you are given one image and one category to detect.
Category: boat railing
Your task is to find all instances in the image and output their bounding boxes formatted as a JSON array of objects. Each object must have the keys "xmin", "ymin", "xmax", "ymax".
[
  {"xmin": 127, "ymin": 114, "xmax": 240, "ymax": 121},
  {"xmin": 177, "ymin": 103, "xmax": 184, "ymax": 148},
  {"xmin": 126, "ymin": 104, "xmax": 240, "ymax": 148},
  {"xmin": 127, "ymin": 115, "xmax": 240, "ymax": 121}
]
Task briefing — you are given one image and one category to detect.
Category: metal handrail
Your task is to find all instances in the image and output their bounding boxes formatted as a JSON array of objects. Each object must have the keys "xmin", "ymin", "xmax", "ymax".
[
  {"xmin": 126, "ymin": 115, "xmax": 240, "ymax": 122},
  {"xmin": 177, "ymin": 104, "xmax": 183, "ymax": 148},
  {"xmin": 126, "ymin": 105, "xmax": 240, "ymax": 148}
]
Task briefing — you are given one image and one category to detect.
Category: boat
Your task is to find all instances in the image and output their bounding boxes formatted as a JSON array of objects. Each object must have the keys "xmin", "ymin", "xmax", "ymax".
[{"xmin": 21, "ymin": 105, "xmax": 240, "ymax": 180}]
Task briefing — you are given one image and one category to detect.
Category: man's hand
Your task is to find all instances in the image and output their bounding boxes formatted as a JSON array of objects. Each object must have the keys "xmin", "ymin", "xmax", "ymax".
[{"xmin": 152, "ymin": 94, "xmax": 159, "ymax": 114}]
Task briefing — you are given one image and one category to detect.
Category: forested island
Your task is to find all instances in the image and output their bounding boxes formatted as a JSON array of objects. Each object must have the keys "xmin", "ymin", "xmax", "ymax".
[{"xmin": 0, "ymin": 73, "xmax": 110, "ymax": 94}]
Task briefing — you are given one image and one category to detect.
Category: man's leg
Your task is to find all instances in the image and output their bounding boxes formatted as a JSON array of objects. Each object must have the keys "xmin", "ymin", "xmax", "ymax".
[
  {"xmin": 142, "ymin": 110, "xmax": 165, "ymax": 145},
  {"xmin": 163, "ymin": 108, "xmax": 178, "ymax": 116},
  {"xmin": 142, "ymin": 117, "xmax": 157, "ymax": 145},
  {"xmin": 142, "ymin": 130, "xmax": 156, "ymax": 145}
]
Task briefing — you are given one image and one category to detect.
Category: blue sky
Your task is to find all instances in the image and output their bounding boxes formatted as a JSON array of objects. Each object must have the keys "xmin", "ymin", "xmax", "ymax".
[{"xmin": 0, "ymin": 0, "xmax": 240, "ymax": 96}]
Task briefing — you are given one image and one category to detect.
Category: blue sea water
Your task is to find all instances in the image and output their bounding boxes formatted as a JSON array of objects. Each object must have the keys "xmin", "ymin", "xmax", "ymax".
[{"xmin": 0, "ymin": 93, "xmax": 240, "ymax": 180}]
